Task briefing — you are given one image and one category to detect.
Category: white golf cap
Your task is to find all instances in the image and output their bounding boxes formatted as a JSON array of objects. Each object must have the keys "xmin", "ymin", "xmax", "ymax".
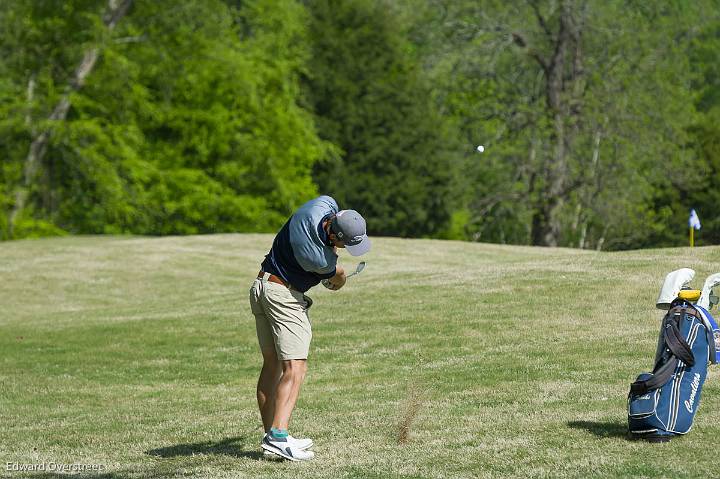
[{"xmin": 331, "ymin": 210, "xmax": 371, "ymax": 256}]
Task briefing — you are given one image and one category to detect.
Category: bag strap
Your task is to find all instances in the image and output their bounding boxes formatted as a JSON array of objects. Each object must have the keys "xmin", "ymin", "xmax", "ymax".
[
  {"xmin": 663, "ymin": 314, "xmax": 695, "ymax": 367},
  {"xmin": 630, "ymin": 357, "xmax": 679, "ymax": 395},
  {"xmin": 667, "ymin": 306, "xmax": 702, "ymax": 320},
  {"xmin": 630, "ymin": 311, "xmax": 695, "ymax": 396}
]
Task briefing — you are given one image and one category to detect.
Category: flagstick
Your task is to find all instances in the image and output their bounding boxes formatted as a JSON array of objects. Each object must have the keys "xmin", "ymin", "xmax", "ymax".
[{"xmin": 690, "ymin": 227, "xmax": 694, "ymax": 247}]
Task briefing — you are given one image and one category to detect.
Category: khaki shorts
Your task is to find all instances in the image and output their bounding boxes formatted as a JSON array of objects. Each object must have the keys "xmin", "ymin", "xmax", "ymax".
[{"xmin": 249, "ymin": 275, "xmax": 313, "ymax": 360}]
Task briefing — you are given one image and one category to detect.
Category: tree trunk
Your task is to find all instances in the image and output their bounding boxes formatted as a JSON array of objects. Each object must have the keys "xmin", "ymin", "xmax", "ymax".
[
  {"xmin": 578, "ymin": 221, "xmax": 587, "ymax": 249},
  {"xmin": 25, "ymin": 75, "xmax": 35, "ymax": 129},
  {"xmin": 7, "ymin": 0, "xmax": 133, "ymax": 238},
  {"xmin": 596, "ymin": 225, "xmax": 609, "ymax": 251},
  {"xmin": 525, "ymin": 1, "xmax": 584, "ymax": 247}
]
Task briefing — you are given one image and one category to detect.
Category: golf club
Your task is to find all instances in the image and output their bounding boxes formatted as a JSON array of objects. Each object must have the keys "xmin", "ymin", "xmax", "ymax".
[
  {"xmin": 322, "ymin": 261, "xmax": 366, "ymax": 289},
  {"xmin": 347, "ymin": 261, "xmax": 366, "ymax": 278},
  {"xmin": 699, "ymin": 273, "xmax": 720, "ymax": 309}
]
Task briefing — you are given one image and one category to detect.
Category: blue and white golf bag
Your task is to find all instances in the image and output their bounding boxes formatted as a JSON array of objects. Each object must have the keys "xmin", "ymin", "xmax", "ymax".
[{"xmin": 627, "ymin": 299, "xmax": 718, "ymax": 440}]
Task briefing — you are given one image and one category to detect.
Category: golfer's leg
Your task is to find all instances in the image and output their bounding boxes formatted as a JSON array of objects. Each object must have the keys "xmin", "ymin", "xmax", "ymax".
[
  {"xmin": 261, "ymin": 284, "xmax": 312, "ymax": 431},
  {"xmin": 250, "ymin": 279, "xmax": 279, "ymax": 432},
  {"xmin": 257, "ymin": 348, "xmax": 281, "ymax": 432},
  {"xmin": 271, "ymin": 359, "xmax": 307, "ymax": 430}
]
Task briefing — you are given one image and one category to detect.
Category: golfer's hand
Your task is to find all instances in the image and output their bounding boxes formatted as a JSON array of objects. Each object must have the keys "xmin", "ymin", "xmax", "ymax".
[{"xmin": 327, "ymin": 267, "xmax": 346, "ymax": 291}]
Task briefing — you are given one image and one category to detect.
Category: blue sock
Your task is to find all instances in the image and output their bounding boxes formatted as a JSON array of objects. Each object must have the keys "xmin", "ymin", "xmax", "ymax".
[{"xmin": 269, "ymin": 427, "xmax": 288, "ymax": 439}]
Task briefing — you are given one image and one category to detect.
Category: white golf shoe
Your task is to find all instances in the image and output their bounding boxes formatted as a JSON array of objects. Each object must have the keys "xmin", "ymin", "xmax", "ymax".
[
  {"xmin": 287, "ymin": 434, "xmax": 313, "ymax": 450},
  {"xmin": 260, "ymin": 433, "xmax": 313, "ymax": 450},
  {"xmin": 261, "ymin": 433, "xmax": 315, "ymax": 461}
]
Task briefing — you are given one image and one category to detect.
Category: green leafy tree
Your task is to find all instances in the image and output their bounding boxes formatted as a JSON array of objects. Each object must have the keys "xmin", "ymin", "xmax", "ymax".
[
  {"xmin": 0, "ymin": 0, "xmax": 116, "ymax": 238},
  {"xmin": 683, "ymin": 19, "xmax": 720, "ymax": 246},
  {"xmin": 304, "ymin": 0, "xmax": 464, "ymax": 237},
  {"xmin": 413, "ymin": 0, "xmax": 708, "ymax": 249},
  {"xmin": 1, "ymin": 0, "xmax": 330, "ymax": 238}
]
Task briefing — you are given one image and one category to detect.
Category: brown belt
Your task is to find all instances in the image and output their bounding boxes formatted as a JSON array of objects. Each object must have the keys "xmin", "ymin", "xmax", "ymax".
[{"xmin": 257, "ymin": 271, "xmax": 296, "ymax": 290}]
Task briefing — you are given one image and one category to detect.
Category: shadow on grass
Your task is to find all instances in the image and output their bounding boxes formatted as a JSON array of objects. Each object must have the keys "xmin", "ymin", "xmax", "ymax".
[
  {"xmin": 146, "ymin": 436, "xmax": 263, "ymax": 460},
  {"xmin": 567, "ymin": 420, "xmax": 630, "ymax": 439}
]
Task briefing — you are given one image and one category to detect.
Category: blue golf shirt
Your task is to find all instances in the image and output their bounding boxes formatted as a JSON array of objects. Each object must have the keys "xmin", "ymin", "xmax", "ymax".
[{"xmin": 260, "ymin": 196, "xmax": 339, "ymax": 293}]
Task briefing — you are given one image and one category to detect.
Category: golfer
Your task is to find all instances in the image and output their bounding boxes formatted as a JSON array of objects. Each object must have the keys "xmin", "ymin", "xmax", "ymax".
[{"xmin": 249, "ymin": 195, "xmax": 370, "ymax": 461}]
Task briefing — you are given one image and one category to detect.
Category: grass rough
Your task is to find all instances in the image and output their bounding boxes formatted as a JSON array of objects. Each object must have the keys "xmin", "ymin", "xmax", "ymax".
[{"xmin": 2, "ymin": 235, "xmax": 719, "ymax": 478}]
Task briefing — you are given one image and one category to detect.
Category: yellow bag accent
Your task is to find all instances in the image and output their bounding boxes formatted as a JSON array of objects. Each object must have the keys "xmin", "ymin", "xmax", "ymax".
[{"xmin": 678, "ymin": 290, "xmax": 702, "ymax": 301}]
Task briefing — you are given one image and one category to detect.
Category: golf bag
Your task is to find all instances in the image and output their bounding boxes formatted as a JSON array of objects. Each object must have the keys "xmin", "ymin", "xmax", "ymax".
[{"xmin": 627, "ymin": 300, "xmax": 716, "ymax": 440}]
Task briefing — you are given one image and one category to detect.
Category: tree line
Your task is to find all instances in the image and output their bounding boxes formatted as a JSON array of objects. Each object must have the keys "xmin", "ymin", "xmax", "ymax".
[{"xmin": 1, "ymin": 0, "xmax": 719, "ymax": 249}]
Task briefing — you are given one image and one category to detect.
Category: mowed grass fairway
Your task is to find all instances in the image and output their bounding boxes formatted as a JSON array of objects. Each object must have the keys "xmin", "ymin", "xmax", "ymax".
[{"xmin": 2, "ymin": 235, "xmax": 720, "ymax": 478}]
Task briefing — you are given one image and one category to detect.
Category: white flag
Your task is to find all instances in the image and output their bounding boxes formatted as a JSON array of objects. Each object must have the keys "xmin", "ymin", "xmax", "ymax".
[{"xmin": 689, "ymin": 209, "xmax": 701, "ymax": 230}]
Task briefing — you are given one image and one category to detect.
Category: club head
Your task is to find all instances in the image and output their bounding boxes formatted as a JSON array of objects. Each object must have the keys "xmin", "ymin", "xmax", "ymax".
[
  {"xmin": 698, "ymin": 273, "xmax": 720, "ymax": 309},
  {"xmin": 656, "ymin": 268, "xmax": 695, "ymax": 309},
  {"xmin": 347, "ymin": 261, "xmax": 366, "ymax": 278}
]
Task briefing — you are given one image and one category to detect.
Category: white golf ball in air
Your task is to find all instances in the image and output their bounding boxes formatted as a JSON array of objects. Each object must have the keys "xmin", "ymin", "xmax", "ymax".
[{"xmin": 476, "ymin": 145, "xmax": 485, "ymax": 153}]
